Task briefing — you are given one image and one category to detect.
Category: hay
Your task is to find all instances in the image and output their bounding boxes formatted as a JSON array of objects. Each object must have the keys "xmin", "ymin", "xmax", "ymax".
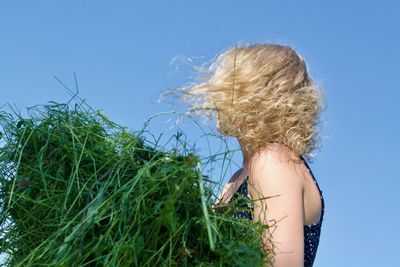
[{"xmin": 0, "ymin": 99, "xmax": 273, "ymax": 266}]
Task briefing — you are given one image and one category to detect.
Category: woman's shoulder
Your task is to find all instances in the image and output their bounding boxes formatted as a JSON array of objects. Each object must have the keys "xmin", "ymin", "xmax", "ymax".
[
  {"xmin": 248, "ymin": 143, "xmax": 305, "ymax": 189},
  {"xmin": 214, "ymin": 167, "xmax": 245, "ymax": 205},
  {"xmin": 227, "ymin": 167, "xmax": 245, "ymax": 184},
  {"xmin": 250, "ymin": 143, "xmax": 301, "ymax": 167}
]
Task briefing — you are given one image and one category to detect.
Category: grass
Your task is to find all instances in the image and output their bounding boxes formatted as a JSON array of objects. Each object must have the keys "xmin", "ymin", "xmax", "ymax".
[{"xmin": 0, "ymin": 95, "xmax": 274, "ymax": 266}]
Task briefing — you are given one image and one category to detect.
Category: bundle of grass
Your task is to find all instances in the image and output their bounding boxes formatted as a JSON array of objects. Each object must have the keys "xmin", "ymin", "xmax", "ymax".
[{"xmin": 0, "ymin": 99, "xmax": 274, "ymax": 266}]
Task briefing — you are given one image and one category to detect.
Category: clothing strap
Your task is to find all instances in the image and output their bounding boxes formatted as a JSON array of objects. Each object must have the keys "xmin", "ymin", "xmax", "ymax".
[{"xmin": 300, "ymin": 155, "xmax": 325, "ymax": 218}]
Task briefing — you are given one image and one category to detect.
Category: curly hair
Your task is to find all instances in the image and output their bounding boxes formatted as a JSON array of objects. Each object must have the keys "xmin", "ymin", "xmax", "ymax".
[{"xmin": 162, "ymin": 42, "xmax": 326, "ymax": 162}]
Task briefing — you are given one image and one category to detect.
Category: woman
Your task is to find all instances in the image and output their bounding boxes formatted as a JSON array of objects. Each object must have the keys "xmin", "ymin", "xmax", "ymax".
[{"xmin": 176, "ymin": 43, "xmax": 326, "ymax": 267}]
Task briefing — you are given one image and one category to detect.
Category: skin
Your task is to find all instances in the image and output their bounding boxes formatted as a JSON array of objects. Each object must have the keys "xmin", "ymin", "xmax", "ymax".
[{"xmin": 215, "ymin": 117, "xmax": 322, "ymax": 267}]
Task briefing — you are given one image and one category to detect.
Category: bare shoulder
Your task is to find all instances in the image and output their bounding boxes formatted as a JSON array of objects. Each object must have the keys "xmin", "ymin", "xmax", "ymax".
[
  {"xmin": 248, "ymin": 144, "xmax": 305, "ymax": 265},
  {"xmin": 252, "ymin": 143, "xmax": 300, "ymax": 164},
  {"xmin": 214, "ymin": 167, "xmax": 244, "ymax": 205},
  {"xmin": 228, "ymin": 167, "xmax": 244, "ymax": 183},
  {"xmin": 247, "ymin": 143, "xmax": 305, "ymax": 197}
]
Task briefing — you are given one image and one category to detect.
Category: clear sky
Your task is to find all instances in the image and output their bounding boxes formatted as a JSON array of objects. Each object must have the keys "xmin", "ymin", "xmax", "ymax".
[{"xmin": 1, "ymin": 1, "xmax": 399, "ymax": 266}]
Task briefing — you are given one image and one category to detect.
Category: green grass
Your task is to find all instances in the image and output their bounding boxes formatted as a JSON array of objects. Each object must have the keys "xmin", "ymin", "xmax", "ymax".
[{"xmin": 0, "ymin": 96, "xmax": 273, "ymax": 266}]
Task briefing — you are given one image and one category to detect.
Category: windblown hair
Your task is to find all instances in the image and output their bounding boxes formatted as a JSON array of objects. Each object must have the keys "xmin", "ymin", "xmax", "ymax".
[{"xmin": 162, "ymin": 43, "xmax": 326, "ymax": 162}]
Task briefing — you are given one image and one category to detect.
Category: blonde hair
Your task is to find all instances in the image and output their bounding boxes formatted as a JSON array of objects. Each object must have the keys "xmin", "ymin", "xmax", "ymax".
[{"xmin": 162, "ymin": 43, "xmax": 326, "ymax": 162}]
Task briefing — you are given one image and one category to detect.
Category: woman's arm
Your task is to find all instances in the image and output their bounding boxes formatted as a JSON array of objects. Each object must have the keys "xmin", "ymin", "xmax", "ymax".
[{"xmin": 248, "ymin": 149, "xmax": 305, "ymax": 267}]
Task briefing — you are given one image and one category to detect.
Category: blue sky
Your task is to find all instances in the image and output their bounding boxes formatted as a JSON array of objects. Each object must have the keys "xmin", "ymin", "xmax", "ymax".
[{"xmin": 1, "ymin": 1, "xmax": 399, "ymax": 266}]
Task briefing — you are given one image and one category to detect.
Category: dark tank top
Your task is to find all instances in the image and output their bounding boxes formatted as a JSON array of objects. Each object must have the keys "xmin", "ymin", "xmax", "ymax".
[{"xmin": 228, "ymin": 155, "xmax": 325, "ymax": 267}]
